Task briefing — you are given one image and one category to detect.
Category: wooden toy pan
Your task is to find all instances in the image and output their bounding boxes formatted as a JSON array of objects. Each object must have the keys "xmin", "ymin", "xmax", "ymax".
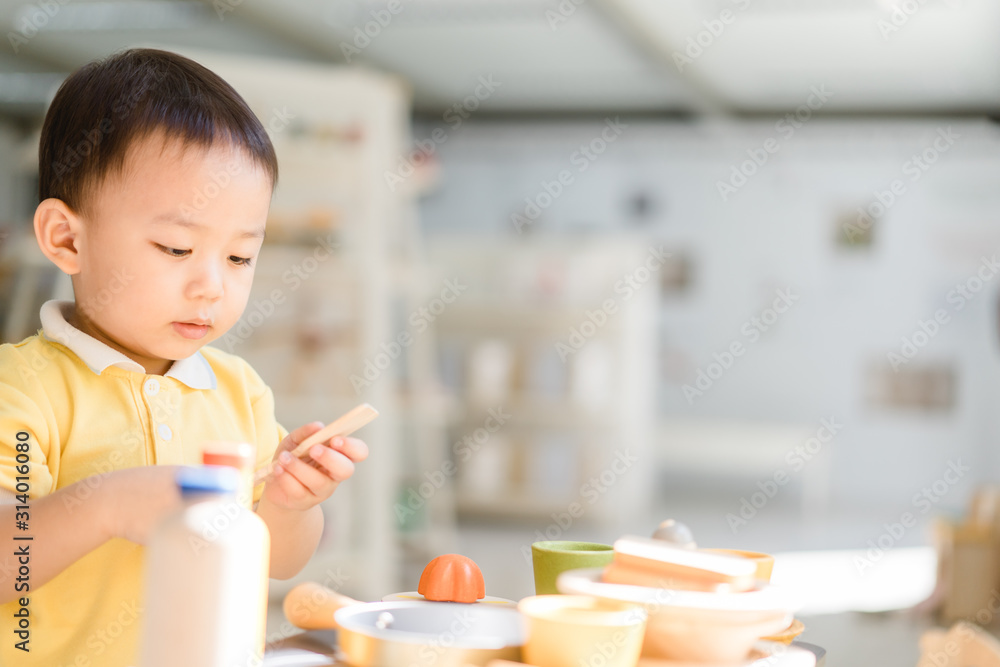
[{"xmin": 283, "ymin": 582, "xmax": 525, "ymax": 667}]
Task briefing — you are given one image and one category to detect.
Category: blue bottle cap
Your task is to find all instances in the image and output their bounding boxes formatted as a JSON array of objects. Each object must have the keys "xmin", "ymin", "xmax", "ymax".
[{"xmin": 176, "ymin": 465, "xmax": 240, "ymax": 495}]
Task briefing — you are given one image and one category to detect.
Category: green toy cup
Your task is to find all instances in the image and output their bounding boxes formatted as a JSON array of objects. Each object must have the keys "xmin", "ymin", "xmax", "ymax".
[{"xmin": 531, "ymin": 541, "xmax": 614, "ymax": 595}]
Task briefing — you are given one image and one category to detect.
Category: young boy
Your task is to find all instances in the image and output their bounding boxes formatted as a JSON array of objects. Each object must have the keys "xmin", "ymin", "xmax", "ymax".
[{"xmin": 0, "ymin": 48, "xmax": 368, "ymax": 666}]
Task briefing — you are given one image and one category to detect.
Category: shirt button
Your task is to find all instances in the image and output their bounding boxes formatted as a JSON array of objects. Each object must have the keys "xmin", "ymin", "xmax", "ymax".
[
  {"xmin": 144, "ymin": 378, "xmax": 160, "ymax": 396},
  {"xmin": 157, "ymin": 424, "xmax": 172, "ymax": 441}
]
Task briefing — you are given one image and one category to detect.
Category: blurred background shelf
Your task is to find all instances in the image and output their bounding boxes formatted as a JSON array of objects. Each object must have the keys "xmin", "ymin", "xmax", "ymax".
[
  {"xmin": 186, "ymin": 53, "xmax": 451, "ymax": 600},
  {"xmin": 3, "ymin": 5, "xmax": 1000, "ymax": 661},
  {"xmin": 428, "ymin": 237, "xmax": 658, "ymax": 525}
]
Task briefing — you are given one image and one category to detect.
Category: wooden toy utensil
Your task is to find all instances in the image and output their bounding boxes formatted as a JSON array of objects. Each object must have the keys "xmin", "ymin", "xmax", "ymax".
[{"xmin": 253, "ymin": 403, "xmax": 379, "ymax": 485}]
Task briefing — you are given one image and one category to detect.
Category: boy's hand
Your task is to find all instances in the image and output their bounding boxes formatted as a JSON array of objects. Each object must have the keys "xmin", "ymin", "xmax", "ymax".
[
  {"xmin": 261, "ymin": 421, "xmax": 369, "ymax": 512},
  {"xmin": 102, "ymin": 465, "xmax": 183, "ymax": 544}
]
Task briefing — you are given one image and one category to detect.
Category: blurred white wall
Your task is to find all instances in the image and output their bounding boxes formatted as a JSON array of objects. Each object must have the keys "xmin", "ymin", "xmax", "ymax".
[{"xmin": 417, "ymin": 117, "xmax": 1000, "ymax": 511}]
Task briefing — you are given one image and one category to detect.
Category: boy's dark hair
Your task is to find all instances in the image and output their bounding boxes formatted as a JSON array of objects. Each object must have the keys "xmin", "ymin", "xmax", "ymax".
[{"xmin": 38, "ymin": 48, "xmax": 278, "ymax": 214}]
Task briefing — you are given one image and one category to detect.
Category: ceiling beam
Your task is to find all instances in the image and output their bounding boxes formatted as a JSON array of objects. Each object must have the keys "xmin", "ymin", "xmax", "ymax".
[
  {"xmin": 593, "ymin": 0, "xmax": 734, "ymax": 117},
  {"xmin": 190, "ymin": 0, "xmax": 346, "ymax": 64}
]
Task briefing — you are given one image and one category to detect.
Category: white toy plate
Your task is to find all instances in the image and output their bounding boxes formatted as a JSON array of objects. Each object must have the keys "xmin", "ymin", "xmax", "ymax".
[
  {"xmin": 381, "ymin": 592, "xmax": 518, "ymax": 608},
  {"xmin": 558, "ymin": 567, "xmax": 800, "ymax": 613}
]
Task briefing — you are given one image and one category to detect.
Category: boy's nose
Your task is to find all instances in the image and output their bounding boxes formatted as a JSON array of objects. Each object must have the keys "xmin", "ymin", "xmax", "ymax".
[{"xmin": 187, "ymin": 262, "xmax": 225, "ymax": 301}]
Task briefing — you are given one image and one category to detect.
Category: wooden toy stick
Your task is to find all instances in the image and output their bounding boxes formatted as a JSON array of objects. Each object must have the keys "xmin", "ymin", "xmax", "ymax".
[{"xmin": 253, "ymin": 403, "xmax": 379, "ymax": 485}]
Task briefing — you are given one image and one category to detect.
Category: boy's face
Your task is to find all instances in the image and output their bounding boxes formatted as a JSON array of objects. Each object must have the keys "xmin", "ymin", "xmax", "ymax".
[{"xmin": 69, "ymin": 133, "xmax": 271, "ymax": 375}]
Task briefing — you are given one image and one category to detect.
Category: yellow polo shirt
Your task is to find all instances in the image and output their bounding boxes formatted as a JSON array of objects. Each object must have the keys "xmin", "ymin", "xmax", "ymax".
[{"xmin": 0, "ymin": 300, "xmax": 287, "ymax": 667}]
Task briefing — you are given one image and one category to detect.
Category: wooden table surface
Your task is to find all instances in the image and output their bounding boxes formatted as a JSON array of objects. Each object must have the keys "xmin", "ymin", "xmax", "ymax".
[{"xmin": 264, "ymin": 630, "xmax": 340, "ymax": 666}]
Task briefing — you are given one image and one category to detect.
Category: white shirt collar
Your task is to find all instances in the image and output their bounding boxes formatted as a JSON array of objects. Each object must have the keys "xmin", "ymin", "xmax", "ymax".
[{"xmin": 39, "ymin": 300, "xmax": 217, "ymax": 390}]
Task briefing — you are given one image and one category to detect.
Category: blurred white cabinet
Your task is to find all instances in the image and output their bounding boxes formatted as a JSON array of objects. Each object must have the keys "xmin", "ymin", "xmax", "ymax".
[
  {"xmin": 190, "ymin": 51, "xmax": 446, "ymax": 600},
  {"xmin": 427, "ymin": 237, "xmax": 659, "ymax": 526}
]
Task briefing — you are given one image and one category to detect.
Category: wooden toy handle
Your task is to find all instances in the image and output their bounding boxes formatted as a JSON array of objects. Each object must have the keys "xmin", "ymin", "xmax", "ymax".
[
  {"xmin": 283, "ymin": 582, "xmax": 363, "ymax": 630},
  {"xmin": 254, "ymin": 403, "xmax": 379, "ymax": 485}
]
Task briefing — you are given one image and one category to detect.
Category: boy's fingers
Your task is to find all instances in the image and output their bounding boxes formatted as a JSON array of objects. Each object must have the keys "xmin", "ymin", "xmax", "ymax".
[
  {"xmin": 271, "ymin": 464, "xmax": 312, "ymax": 501},
  {"xmin": 266, "ymin": 427, "xmax": 363, "ymax": 499},
  {"xmin": 281, "ymin": 444, "xmax": 357, "ymax": 490},
  {"xmin": 309, "ymin": 445, "xmax": 356, "ymax": 482},
  {"xmin": 272, "ymin": 458, "xmax": 321, "ymax": 498},
  {"xmin": 281, "ymin": 445, "xmax": 354, "ymax": 496},
  {"xmin": 279, "ymin": 422, "xmax": 324, "ymax": 453},
  {"xmin": 330, "ymin": 437, "xmax": 368, "ymax": 463}
]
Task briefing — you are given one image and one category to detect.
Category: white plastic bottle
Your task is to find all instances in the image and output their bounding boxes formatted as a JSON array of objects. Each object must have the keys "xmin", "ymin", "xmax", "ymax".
[
  {"xmin": 201, "ymin": 441, "xmax": 256, "ymax": 509},
  {"xmin": 138, "ymin": 466, "xmax": 270, "ymax": 667}
]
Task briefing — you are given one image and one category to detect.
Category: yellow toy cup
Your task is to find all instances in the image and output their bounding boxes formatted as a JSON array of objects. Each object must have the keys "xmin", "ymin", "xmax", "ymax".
[{"xmin": 518, "ymin": 595, "xmax": 647, "ymax": 667}]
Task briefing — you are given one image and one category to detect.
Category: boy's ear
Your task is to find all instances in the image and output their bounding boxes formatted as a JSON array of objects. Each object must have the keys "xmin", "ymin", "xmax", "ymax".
[{"xmin": 34, "ymin": 198, "xmax": 83, "ymax": 276}]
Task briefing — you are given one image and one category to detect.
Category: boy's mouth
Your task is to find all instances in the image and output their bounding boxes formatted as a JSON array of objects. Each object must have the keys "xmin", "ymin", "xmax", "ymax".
[{"xmin": 172, "ymin": 321, "xmax": 211, "ymax": 340}]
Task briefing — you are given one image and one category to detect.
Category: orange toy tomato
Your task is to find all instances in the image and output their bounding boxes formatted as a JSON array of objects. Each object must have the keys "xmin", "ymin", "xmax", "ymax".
[{"xmin": 418, "ymin": 554, "xmax": 486, "ymax": 603}]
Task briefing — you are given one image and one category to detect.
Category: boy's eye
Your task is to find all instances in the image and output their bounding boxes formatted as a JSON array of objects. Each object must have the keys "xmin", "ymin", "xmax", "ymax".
[
  {"xmin": 154, "ymin": 244, "xmax": 252, "ymax": 267},
  {"xmin": 156, "ymin": 244, "xmax": 190, "ymax": 258},
  {"xmin": 230, "ymin": 255, "xmax": 254, "ymax": 267}
]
